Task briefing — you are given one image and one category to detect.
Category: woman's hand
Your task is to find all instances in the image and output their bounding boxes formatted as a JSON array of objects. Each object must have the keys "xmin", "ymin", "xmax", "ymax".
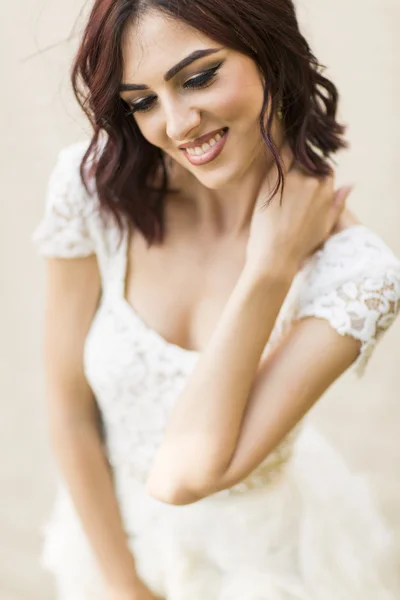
[
  {"xmin": 246, "ymin": 149, "xmax": 353, "ymax": 277},
  {"xmin": 330, "ymin": 206, "xmax": 361, "ymax": 235},
  {"xmin": 108, "ymin": 579, "xmax": 163, "ymax": 600}
]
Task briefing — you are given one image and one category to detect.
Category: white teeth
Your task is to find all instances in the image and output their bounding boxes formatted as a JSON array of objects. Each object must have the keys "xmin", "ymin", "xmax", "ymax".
[{"xmin": 185, "ymin": 129, "xmax": 226, "ymax": 157}]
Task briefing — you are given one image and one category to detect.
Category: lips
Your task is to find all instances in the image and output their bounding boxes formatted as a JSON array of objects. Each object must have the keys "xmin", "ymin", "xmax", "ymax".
[
  {"xmin": 181, "ymin": 127, "xmax": 229, "ymax": 166},
  {"xmin": 179, "ymin": 127, "xmax": 227, "ymax": 150}
]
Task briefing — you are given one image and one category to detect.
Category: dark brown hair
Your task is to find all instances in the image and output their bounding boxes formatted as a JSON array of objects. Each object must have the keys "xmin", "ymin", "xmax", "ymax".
[{"xmin": 72, "ymin": 0, "xmax": 347, "ymax": 245}]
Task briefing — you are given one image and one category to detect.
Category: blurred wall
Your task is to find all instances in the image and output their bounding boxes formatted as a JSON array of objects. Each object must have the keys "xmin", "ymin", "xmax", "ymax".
[{"xmin": 1, "ymin": 1, "xmax": 399, "ymax": 598}]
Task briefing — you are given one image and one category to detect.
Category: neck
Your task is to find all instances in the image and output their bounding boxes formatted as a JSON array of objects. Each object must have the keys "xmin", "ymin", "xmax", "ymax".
[{"xmin": 169, "ymin": 141, "xmax": 283, "ymax": 238}]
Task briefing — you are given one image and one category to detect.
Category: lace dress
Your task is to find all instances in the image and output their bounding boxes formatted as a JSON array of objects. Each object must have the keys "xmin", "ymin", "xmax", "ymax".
[{"xmin": 33, "ymin": 141, "xmax": 400, "ymax": 600}]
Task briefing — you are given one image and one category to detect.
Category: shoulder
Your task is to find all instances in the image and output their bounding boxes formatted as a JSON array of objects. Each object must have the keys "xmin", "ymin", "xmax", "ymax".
[
  {"xmin": 49, "ymin": 138, "xmax": 103, "ymax": 207},
  {"xmin": 57, "ymin": 138, "xmax": 92, "ymax": 164},
  {"xmin": 302, "ymin": 224, "xmax": 400, "ymax": 292},
  {"xmin": 295, "ymin": 225, "xmax": 400, "ymax": 376},
  {"xmin": 32, "ymin": 138, "xmax": 107, "ymax": 258}
]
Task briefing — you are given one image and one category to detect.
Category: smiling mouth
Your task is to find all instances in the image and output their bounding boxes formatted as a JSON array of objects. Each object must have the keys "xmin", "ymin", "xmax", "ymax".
[{"xmin": 181, "ymin": 127, "xmax": 229, "ymax": 166}]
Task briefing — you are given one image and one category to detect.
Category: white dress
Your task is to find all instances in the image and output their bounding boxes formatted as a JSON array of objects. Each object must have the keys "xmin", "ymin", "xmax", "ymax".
[{"xmin": 33, "ymin": 141, "xmax": 400, "ymax": 600}]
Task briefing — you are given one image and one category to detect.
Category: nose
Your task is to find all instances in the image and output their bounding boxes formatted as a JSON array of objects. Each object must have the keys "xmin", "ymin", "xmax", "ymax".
[{"xmin": 164, "ymin": 99, "xmax": 201, "ymax": 143}]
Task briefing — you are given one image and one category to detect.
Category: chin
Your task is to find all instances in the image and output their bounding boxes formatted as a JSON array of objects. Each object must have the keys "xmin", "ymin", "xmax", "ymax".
[{"xmin": 190, "ymin": 163, "xmax": 242, "ymax": 190}]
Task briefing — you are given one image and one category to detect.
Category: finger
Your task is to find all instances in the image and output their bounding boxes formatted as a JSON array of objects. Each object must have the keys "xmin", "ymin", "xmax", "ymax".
[
  {"xmin": 332, "ymin": 207, "xmax": 362, "ymax": 234},
  {"xmin": 319, "ymin": 174, "xmax": 336, "ymax": 204},
  {"xmin": 333, "ymin": 185, "xmax": 353, "ymax": 212},
  {"xmin": 341, "ymin": 207, "xmax": 361, "ymax": 227},
  {"xmin": 330, "ymin": 186, "xmax": 353, "ymax": 233}
]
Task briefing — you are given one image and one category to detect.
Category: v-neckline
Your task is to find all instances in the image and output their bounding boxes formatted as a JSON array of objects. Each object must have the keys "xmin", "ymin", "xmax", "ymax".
[
  {"xmin": 118, "ymin": 225, "xmax": 201, "ymax": 358},
  {"xmin": 116, "ymin": 222, "xmax": 369, "ymax": 360}
]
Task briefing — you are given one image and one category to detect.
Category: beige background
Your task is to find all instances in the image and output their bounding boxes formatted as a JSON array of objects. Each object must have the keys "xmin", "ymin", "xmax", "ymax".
[{"xmin": 1, "ymin": 1, "xmax": 399, "ymax": 598}]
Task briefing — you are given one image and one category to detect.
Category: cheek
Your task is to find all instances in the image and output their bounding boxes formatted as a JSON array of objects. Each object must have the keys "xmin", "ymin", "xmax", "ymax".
[{"xmin": 214, "ymin": 76, "xmax": 264, "ymax": 128}]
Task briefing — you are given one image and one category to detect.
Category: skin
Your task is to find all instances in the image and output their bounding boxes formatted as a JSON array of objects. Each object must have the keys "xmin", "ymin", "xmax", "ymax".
[
  {"xmin": 119, "ymin": 10, "xmax": 361, "ymax": 506},
  {"xmin": 120, "ymin": 10, "xmax": 280, "ymax": 230},
  {"xmin": 119, "ymin": 10, "xmax": 288, "ymax": 353},
  {"xmin": 44, "ymin": 10, "xmax": 362, "ymax": 600}
]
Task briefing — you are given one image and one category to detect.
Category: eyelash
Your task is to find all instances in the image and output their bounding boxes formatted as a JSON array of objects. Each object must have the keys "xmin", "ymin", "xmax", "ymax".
[{"xmin": 125, "ymin": 62, "xmax": 223, "ymax": 115}]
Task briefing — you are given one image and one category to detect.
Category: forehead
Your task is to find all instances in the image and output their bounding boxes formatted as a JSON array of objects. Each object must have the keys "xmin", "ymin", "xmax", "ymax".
[{"xmin": 121, "ymin": 10, "xmax": 217, "ymax": 83}]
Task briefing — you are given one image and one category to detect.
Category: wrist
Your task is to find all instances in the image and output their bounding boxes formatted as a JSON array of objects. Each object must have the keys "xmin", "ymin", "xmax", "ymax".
[
  {"xmin": 243, "ymin": 253, "xmax": 297, "ymax": 287},
  {"xmin": 106, "ymin": 568, "xmax": 142, "ymax": 596}
]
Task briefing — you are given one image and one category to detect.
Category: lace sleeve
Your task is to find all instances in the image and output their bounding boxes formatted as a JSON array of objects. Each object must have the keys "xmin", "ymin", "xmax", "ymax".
[
  {"xmin": 294, "ymin": 225, "xmax": 400, "ymax": 376},
  {"xmin": 32, "ymin": 141, "xmax": 98, "ymax": 258}
]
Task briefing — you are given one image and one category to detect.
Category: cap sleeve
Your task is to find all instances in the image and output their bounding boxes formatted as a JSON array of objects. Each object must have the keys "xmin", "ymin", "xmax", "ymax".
[
  {"xmin": 294, "ymin": 225, "xmax": 400, "ymax": 377},
  {"xmin": 32, "ymin": 141, "xmax": 98, "ymax": 258}
]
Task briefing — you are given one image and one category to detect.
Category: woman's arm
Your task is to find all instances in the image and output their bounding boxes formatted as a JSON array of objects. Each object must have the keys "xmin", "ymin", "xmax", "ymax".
[
  {"xmin": 146, "ymin": 263, "xmax": 295, "ymax": 503},
  {"xmin": 147, "ymin": 260, "xmax": 361, "ymax": 506},
  {"xmin": 146, "ymin": 171, "xmax": 353, "ymax": 505},
  {"xmin": 43, "ymin": 256, "xmax": 141, "ymax": 595},
  {"xmin": 194, "ymin": 315, "xmax": 360, "ymax": 499}
]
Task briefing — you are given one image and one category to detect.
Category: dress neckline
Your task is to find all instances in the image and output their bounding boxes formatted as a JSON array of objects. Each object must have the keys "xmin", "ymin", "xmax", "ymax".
[
  {"xmin": 118, "ymin": 226, "xmax": 201, "ymax": 358},
  {"xmin": 116, "ymin": 222, "xmax": 369, "ymax": 359}
]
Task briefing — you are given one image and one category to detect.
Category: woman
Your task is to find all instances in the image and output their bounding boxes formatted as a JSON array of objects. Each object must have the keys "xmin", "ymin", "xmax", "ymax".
[{"xmin": 33, "ymin": 1, "xmax": 400, "ymax": 599}]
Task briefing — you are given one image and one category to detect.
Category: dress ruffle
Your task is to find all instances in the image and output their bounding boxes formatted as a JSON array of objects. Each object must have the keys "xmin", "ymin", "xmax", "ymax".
[{"xmin": 41, "ymin": 425, "xmax": 400, "ymax": 600}]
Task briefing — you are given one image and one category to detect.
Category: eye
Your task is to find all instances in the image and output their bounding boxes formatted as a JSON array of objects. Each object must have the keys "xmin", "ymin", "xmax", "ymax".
[
  {"xmin": 124, "ymin": 61, "xmax": 224, "ymax": 116},
  {"xmin": 126, "ymin": 95, "xmax": 157, "ymax": 115},
  {"xmin": 184, "ymin": 62, "xmax": 223, "ymax": 90}
]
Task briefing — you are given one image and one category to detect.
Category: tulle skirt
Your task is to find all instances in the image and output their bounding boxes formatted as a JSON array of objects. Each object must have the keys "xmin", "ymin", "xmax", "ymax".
[{"xmin": 41, "ymin": 425, "xmax": 400, "ymax": 600}]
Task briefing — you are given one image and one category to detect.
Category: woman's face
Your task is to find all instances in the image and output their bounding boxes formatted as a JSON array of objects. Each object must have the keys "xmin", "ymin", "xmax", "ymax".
[{"xmin": 120, "ymin": 10, "xmax": 267, "ymax": 190}]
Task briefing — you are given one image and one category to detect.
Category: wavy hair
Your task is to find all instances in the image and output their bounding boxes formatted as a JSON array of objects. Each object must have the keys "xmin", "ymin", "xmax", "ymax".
[{"xmin": 72, "ymin": 0, "xmax": 347, "ymax": 245}]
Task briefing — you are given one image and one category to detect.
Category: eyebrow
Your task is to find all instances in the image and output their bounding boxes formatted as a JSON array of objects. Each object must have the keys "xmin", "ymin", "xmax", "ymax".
[{"xmin": 119, "ymin": 48, "xmax": 221, "ymax": 92}]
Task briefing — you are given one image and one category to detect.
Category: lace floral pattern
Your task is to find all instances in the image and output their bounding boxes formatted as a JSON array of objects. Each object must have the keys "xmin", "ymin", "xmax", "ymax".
[
  {"xmin": 32, "ymin": 141, "xmax": 400, "ymax": 496},
  {"xmin": 32, "ymin": 143, "xmax": 100, "ymax": 258},
  {"xmin": 84, "ymin": 291, "xmax": 299, "ymax": 496},
  {"xmin": 294, "ymin": 227, "xmax": 400, "ymax": 376}
]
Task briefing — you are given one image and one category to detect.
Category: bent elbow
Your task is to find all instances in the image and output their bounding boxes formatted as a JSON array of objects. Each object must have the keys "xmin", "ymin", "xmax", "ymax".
[
  {"xmin": 145, "ymin": 474, "xmax": 202, "ymax": 505},
  {"xmin": 145, "ymin": 461, "xmax": 220, "ymax": 505},
  {"xmin": 146, "ymin": 443, "xmax": 226, "ymax": 504}
]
